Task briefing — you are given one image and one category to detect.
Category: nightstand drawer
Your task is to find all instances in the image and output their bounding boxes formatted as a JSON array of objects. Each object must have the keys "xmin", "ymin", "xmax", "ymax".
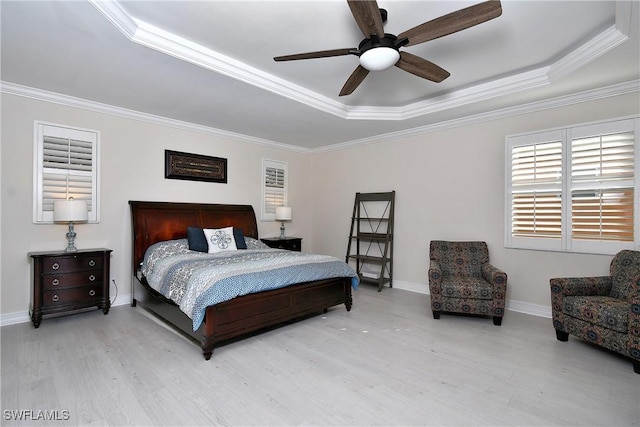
[
  {"xmin": 287, "ymin": 240, "xmax": 301, "ymax": 251},
  {"xmin": 42, "ymin": 255, "xmax": 103, "ymax": 274},
  {"xmin": 43, "ymin": 285, "xmax": 103, "ymax": 306},
  {"xmin": 260, "ymin": 237, "xmax": 302, "ymax": 252},
  {"xmin": 42, "ymin": 271, "xmax": 102, "ymax": 290}
]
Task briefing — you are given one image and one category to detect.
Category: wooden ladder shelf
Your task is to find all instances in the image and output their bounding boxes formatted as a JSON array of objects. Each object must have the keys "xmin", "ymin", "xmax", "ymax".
[{"xmin": 345, "ymin": 191, "xmax": 395, "ymax": 292}]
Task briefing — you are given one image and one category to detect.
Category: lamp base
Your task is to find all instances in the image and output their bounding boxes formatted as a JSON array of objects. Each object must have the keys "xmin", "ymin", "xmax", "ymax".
[
  {"xmin": 279, "ymin": 221, "xmax": 286, "ymax": 240},
  {"xmin": 64, "ymin": 222, "xmax": 78, "ymax": 252}
]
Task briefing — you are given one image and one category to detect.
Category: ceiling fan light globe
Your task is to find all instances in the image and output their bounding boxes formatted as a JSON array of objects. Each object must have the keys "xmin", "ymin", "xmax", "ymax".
[{"xmin": 359, "ymin": 47, "xmax": 400, "ymax": 71}]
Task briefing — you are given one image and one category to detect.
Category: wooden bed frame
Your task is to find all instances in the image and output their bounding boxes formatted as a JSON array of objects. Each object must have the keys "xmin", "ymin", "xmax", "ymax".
[{"xmin": 129, "ymin": 201, "xmax": 353, "ymax": 360}]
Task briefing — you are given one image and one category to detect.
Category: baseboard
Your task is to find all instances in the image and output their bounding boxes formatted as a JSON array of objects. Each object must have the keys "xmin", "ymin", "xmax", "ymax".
[
  {"xmin": 0, "ymin": 311, "xmax": 30, "ymax": 327},
  {"xmin": 0, "ymin": 293, "xmax": 132, "ymax": 327},
  {"xmin": 391, "ymin": 280, "xmax": 552, "ymax": 319},
  {"xmin": 2, "ymin": 287, "xmax": 552, "ymax": 326},
  {"xmin": 392, "ymin": 280, "xmax": 429, "ymax": 294},
  {"xmin": 506, "ymin": 299, "xmax": 552, "ymax": 318},
  {"xmin": 111, "ymin": 292, "xmax": 133, "ymax": 309}
]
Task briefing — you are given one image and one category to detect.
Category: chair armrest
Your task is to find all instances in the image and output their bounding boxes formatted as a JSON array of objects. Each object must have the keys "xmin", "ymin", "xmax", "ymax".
[
  {"xmin": 481, "ymin": 263, "xmax": 507, "ymax": 287},
  {"xmin": 630, "ymin": 278, "xmax": 640, "ymax": 361},
  {"xmin": 629, "ymin": 276, "xmax": 640, "ymax": 302},
  {"xmin": 428, "ymin": 260, "xmax": 442, "ymax": 284},
  {"xmin": 428, "ymin": 260, "xmax": 443, "ymax": 311},
  {"xmin": 549, "ymin": 276, "xmax": 612, "ymax": 297},
  {"xmin": 482, "ymin": 264, "xmax": 507, "ymax": 316},
  {"xmin": 550, "ymin": 276, "xmax": 612, "ymax": 332}
]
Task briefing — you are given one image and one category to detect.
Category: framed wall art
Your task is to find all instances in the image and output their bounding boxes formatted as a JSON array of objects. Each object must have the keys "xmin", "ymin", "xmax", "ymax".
[{"xmin": 164, "ymin": 150, "xmax": 227, "ymax": 183}]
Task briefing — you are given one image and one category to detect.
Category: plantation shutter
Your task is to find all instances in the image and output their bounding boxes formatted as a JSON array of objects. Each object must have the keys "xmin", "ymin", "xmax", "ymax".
[
  {"xmin": 34, "ymin": 122, "xmax": 99, "ymax": 223},
  {"xmin": 506, "ymin": 117, "xmax": 639, "ymax": 254},
  {"xmin": 510, "ymin": 139, "xmax": 563, "ymax": 239},
  {"xmin": 571, "ymin": 124, "xmax": 635, "ymax": 242},
  {"xmin": 262, "ymin": 159, "xmax": 287, "ymax": 221}
]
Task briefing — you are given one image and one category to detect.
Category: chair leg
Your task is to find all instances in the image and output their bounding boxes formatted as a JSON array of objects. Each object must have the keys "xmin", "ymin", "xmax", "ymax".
[
  {"xmin": 492, "ymin": 316, "xmax": 502, "ymax": 326},
  {"xmin": 432, "ymin": 311, "xmax": 440, "ymax": 319},
  {"xmin": 555, "ymin": 329, "xmax": 569, "ymax": 341},
  {"xmin": 633, "ymin": 360, "xmax": 640, "ymax": 374}
]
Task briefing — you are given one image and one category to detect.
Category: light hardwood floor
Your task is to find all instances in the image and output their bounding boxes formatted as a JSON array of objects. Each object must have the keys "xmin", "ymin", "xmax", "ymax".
[{"xmin": 2, "ymin": 285, "xmax": 639, "ymax": 426}]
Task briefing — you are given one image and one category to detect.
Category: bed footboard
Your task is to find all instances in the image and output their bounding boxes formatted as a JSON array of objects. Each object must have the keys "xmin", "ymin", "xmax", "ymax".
[
  {"xmin": 202, "ymin": 277, "xmax": 352, "ymax": 359},
  {"xmin": 133, "ymin": 274, "xmax": 352, "ymax": 360}
]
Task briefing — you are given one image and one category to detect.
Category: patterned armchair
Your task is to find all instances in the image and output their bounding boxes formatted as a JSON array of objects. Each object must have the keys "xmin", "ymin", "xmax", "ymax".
[
  {"xmin": 550, "ymin": 250, "xmax": 640, "ymax": 374},
  {"xmin": 428, "ymin": 241, "xmax": 507, "ymax": 325}
]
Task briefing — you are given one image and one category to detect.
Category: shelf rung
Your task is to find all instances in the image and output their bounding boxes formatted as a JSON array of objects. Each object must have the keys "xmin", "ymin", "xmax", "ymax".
[
  {"xmin": 358, "ymin": 276, "xmax": 391, "ymax": 285},
  {"xmin": 351, "ymin": 232, "xmax": 390, "ymax": 240},
  {"xmin": 347, "ymin": 254, "xmax": 390, "ymax": 263}
]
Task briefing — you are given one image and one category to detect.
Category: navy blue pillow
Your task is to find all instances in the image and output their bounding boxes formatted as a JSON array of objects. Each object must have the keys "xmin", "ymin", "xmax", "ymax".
[
  {"xmin": 188, "ymin": 226, "xmax": 247, "ymax": 251},
  {"xmin": 187, "ymin": 226, "xmax": 208, "ymax": 252},
  {"xmin": 233, "ymin": 228, "xmax": 247, "ymax": 249}
]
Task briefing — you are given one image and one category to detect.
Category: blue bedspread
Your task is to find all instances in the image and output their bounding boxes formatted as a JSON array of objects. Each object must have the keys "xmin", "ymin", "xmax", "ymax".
[{"xmin": 141, "ymin": 239, "xmax": 358, "ymax": 330}]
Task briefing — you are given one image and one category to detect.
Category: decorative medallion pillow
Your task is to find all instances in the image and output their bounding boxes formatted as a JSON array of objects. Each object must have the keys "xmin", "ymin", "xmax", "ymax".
[
  {"xmin": 188, "ymin": 226, "xmax": 247, "ymax": 252},
  {"xmin": 204, "ymin": 227, "xmax": 238, "ymax": 253}
]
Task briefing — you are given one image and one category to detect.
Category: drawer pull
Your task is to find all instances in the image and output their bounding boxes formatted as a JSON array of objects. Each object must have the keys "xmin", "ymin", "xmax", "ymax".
[
  {"xmin": 52, "ymin": 294, "xmax": 59, "ymax": 302},
  {"xmin": 89, "ymin": 274, "xmax": 96, "ymax": 282},
  {"xmin": 88, "ymin": 260, "xmax": 96, "ymax": 267},
  {"xmin": 89, "ymin": 290, "xmax": 96, "ymax": 297},
  {"xmin": 52, "ymin": 278, "xmax": 59, "ymax": 286},
  {"xmin": 52, "ymin": 262, "xmax": 60, "ymax": 270}
]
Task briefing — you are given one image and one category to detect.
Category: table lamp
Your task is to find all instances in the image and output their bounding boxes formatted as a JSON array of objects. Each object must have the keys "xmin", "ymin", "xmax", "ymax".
[
  {"xmin": 54, "ymin": 198, "xmax": 88, "ymax": 252},
  {"xmin": 275, "ymin": 206, "xmax": 292, "ymax": 239}
]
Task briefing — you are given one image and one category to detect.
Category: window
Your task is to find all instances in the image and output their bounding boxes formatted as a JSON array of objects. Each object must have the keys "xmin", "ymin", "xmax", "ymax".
[
  {"xmin": 33, "ymin": 121, "xmax": 100, "ymax": 223},
  {"xmin": 261, "ymin": 159, "xmax": 287, "ymax": 221},
  {"xmin": 505, "ymin": 117, "xmax": 639, "ymax": 254}
]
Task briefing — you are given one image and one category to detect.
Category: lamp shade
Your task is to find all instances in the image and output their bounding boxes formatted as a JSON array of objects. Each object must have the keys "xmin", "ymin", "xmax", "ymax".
[
  {"xmin": 54, "ymin": 199, "xmax": 88, "ymax": 222},
  {"xmin": 275, "ymin": 206, "xmax": 292, "ymax": 221}
]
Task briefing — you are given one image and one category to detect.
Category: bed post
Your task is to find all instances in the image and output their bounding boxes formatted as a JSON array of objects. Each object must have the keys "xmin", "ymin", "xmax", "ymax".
[
  {"xmin": 201, "ymin": 306, "xmax": 217, "ymax": 360},
  {"xmin": 345, "ymin": 278, "xmax": 353, "ymax": 311}
]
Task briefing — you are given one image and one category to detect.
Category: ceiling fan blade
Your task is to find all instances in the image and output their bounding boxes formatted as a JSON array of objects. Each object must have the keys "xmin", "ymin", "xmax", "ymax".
[
  {"xmin": 339, "ymin": 65, "xmax": 370, "ymax": 96},
  {"xmin": 395, "ymin": 51, "xmax": 450, "ymax": 83},
  {"xmin": 398, "ymin": 1, "xmax": 502, "ymax": 47},
  {"xmin": 347, "ymin": 0, "xmax": 385, "ymax": 38},
  {"xmin": 274, "ymin": 48, "xmax": 355, "ymax": 62}
]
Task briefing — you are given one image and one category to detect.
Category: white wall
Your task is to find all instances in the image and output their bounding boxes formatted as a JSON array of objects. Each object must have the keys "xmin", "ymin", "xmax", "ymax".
[
  {"xmin": 311, "ymin": 93, "xmax": 640, "ymax": 314},
  {"xmin": 2, "ymin": 90, "xmax": 639, "ymax": 323},
  {"xmin": 0, "ymin": 93, "xmax": 313, "ymax": 320}
]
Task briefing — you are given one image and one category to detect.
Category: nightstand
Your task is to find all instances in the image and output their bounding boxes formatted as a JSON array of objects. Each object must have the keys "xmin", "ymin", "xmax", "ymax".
[
  {"xmin": 29, "ymin": 248, "xmax": 112, "ymax": 328},
  {"xmin": 260, "ymin": 237, "xmax": 302, "ymax": 252}
]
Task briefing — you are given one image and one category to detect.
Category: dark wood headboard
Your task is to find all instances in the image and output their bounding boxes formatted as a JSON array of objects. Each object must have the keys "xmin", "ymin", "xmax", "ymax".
[{"xmin": 129, "ymin": 201, "xmax": 259, "ymax": 271}]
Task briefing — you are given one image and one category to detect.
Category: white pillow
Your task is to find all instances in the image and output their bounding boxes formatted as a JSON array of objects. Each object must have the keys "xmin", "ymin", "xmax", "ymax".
[{"xmin": 203, "ymin": 227, "xmax": 238, "ymax": 253}]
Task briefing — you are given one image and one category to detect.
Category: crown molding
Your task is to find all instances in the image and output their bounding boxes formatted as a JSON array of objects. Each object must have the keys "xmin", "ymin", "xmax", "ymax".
[
  {"xmin": 313, "ymin": 80, "xmax": 640, "ymax": 153},
  {"xmin": 616, "ymin": 0, "xmax": 634, "ymax": 36},
  {"xmin": 346, "ymin": 68, "xmax": 549, "ymax": 120},
  {"xmin": 403, "ymin": 68, "xmax": 552, "ymax": 120},
  {"xmin": 2, "ymin": 79, "xmax": 637, "ymax": 154},
  {"xmin": 547, "ymin": 25, "xmax": 629, "ymax": 82},
  {"xmin": 87, "ymin": 0, "xmax": 137, "ymax": 38},
  {"xmin": 88, "ymin": 0, "xmax": 634, "ymax": 123},
  {"xmin": 0, "ymin": 81, "xmax": 308, "ymax": 153},
  {"xmin": 88, "ymin": 0, "xmax": 348, "ymax": 120},
  {"xmin": 345, "ymin": 67, "xmax": 551, "ymax": 120}
]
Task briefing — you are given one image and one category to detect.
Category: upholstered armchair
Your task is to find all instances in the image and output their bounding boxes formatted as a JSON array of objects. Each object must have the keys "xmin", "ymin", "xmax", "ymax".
[
  {"xmin": 428, "ymin": 241, "xmax": 507, "ymax": 325},
  {"xmin": 550, "ymin": 250, "xmax": 640, "ymax": 374}
]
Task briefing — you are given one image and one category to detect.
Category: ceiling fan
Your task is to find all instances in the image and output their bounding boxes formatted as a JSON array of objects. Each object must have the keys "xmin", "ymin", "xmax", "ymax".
[{"xmin": 274, "ymin": 0, "xmax": 502, "ymax": 96}]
